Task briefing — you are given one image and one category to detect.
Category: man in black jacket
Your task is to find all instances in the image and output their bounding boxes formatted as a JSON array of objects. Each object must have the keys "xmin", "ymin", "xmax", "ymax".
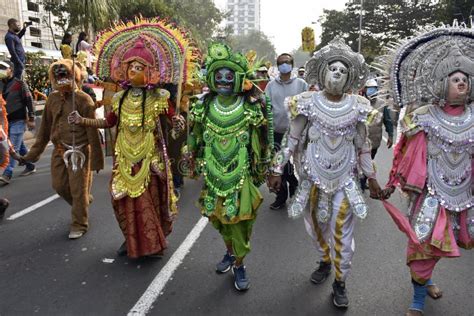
[{"xmin": 0, "ymin": 61, "xmax": 36, "ymax": 185}]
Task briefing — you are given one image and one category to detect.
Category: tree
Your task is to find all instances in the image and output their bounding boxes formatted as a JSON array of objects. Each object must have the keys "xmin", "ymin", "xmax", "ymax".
[
  {"xmin": 115, "ymin": 0, "xmax": 225, "ymax": 50},
  {"xmin": 227, "ymin": 30, "xmax": 277, "ymax": 63},
  {"xmin": 25, "ymin": 52, "xmax": 50, "ymax": 94},
  {"xmin": 317, "ymin": 0, "xmax": 466, "ymax": 63}
]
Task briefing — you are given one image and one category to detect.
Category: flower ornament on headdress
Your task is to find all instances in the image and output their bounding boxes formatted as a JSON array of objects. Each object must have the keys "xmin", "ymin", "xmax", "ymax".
[
  {"xmin": 205, "ymin": 43, "xmax": 250, "ymax": 93},
  {"xmin": 94, "ymin": 17, "xmax": 200, "ymax": 88},
  {"xmin": 305, "ymin": 38, "xmax": 369, "ymax": 92},
  {"xmin": 373, "ymin": 20, "xmax": 474, "ymax": 112}
]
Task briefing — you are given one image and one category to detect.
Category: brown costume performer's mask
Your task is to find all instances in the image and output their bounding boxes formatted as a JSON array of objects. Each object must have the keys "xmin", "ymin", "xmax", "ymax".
[
  {"xmin": 49, "ymin": 59, "xmax": 82, "ymax": 92},
  {"xmin": 447, "ymin": 71, "xmax": 469, "ymax": 105},
  {"xmin": 127, "ymin": 61, "xmax": 146, "ymax": 87}
]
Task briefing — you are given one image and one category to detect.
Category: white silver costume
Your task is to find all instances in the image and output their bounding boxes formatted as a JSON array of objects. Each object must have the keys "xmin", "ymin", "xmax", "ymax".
[{"xmin": 272, "ymin": 38, "xmax": 378, "ymax": 281}]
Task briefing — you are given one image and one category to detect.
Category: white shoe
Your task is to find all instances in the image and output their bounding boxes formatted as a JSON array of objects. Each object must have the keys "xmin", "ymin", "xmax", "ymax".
[{"xmin": 68, "ymin": 231, "xmax": 84, "ymax": 239}]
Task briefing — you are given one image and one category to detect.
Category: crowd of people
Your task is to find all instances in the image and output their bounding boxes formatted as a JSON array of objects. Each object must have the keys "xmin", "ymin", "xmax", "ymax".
[{"xmin": 0, "ymin": 15, "xmax": 472, "ymax": 316}]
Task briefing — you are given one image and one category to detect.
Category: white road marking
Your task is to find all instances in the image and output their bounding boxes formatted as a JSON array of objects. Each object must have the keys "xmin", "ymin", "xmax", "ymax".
[
  {"xmin": 128, "ymin": 217, "xmax": 209, "ymax": 315},
  {"xmin": 7, "ymin": 194, "xmax": 60, "ymax": 220}
]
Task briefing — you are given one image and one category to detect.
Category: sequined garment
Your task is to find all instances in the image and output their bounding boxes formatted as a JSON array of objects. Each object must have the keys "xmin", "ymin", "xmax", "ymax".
[
  {"xmin": 274, "ymin": 91, "xmax": 377, "ymax": 221},
  {"xmin": 189, "ymin": 95, "xmax": 270, "ymax": 219},
  {"xmin": 111, "ymin": 88, "xmax": 170, "ymax": 199},
  {"xmin": 297, "ymin": 92, "xmax": 373, "ymax": 193},
  {"xmin": 404, "ymin": 104, "xmax": 474, "ymax": 212}
]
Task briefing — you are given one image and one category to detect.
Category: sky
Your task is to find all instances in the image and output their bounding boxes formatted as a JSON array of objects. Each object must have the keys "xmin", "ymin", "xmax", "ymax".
[{"xmin": 213, "ymin": 0, "xmax": 348, "ymax": 54}]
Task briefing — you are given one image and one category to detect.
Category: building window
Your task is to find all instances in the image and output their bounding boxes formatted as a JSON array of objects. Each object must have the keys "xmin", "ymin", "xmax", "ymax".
[
  {"xmin": 27, "ymin": 1, "xmax": 40, "ymax": 12},
  {"xmin": 31, "ymin": 42, "xmax": 42, "ymax": 48},
  {"xmin": 30, "ymin": 27, "xmax": 41, "ymax": 37},
  {"xmin": 29, "ymin": 17, "xmax": 40, "ymax": 23}
]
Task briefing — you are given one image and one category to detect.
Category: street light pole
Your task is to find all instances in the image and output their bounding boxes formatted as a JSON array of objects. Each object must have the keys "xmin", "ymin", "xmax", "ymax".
[{"xmin": 358, "ymin": 0, "xmax": 364, "ymax": 53}]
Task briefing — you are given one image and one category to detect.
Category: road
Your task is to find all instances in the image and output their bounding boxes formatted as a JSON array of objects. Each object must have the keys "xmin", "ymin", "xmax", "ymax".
[{"xmin": 0, "ymin": 142, "xmax": 473, "ymax": 316}]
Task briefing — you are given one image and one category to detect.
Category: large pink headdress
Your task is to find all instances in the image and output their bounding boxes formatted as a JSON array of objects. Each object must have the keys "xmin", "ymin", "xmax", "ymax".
[{"xmin": 94, "ymin": 17, "xmax": 200, "ymax": 87}]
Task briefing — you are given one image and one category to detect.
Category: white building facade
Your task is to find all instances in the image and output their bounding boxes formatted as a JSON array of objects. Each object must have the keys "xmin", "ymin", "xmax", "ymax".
[{"xmin": 225, "ymin": 0, "xmax": 261, "ymax": 35}]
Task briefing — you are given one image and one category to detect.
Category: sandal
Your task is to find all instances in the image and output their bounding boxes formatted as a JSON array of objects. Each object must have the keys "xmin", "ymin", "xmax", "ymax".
[{"xmin": 406, "ymin": 309, "xmax": 423, "ymax": 316}]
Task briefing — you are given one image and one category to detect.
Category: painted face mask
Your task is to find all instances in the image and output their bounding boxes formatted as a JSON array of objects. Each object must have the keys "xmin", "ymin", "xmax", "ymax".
[
  {"xmin": 324, "ymin": 61, "xmax": 349, "ymax": 95},
  {"xmin": 214, "ymin": 67, "xmax": 235, "ymax": 95},
  {"xmin": 52, "ymin": 63, "xmax": 73, "ymax": 91},
  {"xmin": 446, "ymin": 71, "xmax": 469, "ymax": 105},
  {"xmin": 127, "ymin": 61, "xmax": 146, "ymax": 87}
]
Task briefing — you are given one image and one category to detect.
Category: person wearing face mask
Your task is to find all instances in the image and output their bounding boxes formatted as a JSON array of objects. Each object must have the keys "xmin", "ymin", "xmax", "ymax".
[
  {"xmin": 268, "ymin": 38, "xmax": 383, "ymax": 308},
  {"xmin": 185, "ymin": 43, "xmax": 273, "ymax": 291},
  {"xmin": 380, "ymin": 25, "xmax": 474, "ymax": 316},
  {"xmin": 265, "ymin": 53, "xmax": 308, "ymax": 210},
  {"xmin": 359, "ymin": 79, "xmax": 394, "ymax": 191}
]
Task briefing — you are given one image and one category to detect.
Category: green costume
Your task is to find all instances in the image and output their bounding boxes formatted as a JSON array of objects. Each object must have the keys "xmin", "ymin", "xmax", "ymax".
[{"xmin": 187, "ymin": 44, "xmax": 273, "ymax": 258}]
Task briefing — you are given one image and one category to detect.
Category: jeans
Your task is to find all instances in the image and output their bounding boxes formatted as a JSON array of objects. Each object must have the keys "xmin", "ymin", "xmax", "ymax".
[{"xmin": 3, "ymin": 120, "xmax": 35, "ymax": 177}]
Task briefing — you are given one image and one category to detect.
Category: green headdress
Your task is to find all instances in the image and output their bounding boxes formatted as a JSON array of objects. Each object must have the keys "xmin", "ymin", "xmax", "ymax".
[{"xmin": 205, "ymin": 43, "xmax": 249, "ymax": 93}]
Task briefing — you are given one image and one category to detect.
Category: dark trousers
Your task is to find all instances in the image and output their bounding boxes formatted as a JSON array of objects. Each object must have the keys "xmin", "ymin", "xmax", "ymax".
[
  {"xmin": 12, "ymin": 61, "xmax": 24, "ymax": 79},
  {"xmin": 274, "ymin": 132, "xmax": 298, "ymax": 204}
]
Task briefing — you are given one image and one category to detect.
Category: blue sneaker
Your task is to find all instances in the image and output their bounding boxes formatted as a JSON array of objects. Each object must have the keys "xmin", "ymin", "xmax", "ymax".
[
  {"xmin": 232, "ymin": 265, "xmax": 250, "ymax": 291},
  {"xmin": 216, "ymin": 252, "xmax": 236, "ymax": 273}
]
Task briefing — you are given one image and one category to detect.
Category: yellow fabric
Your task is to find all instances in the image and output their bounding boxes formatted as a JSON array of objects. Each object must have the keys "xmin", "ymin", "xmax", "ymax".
[
  {"xmin": 334, "ymin": 198, "xmax": 350, "ymax": 281},
  {"xmin": 310, "ymin": 186, "xmax": 331, "ymax": 263}
]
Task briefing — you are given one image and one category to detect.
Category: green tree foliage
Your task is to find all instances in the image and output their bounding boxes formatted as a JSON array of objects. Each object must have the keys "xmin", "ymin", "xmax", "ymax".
[
  {"xmin": 25, "ymin": 52, "xmax": 50, "ymax": 94},
  {"xmin": 226, "ymin": 30, "xmax": 277, "ymax": 63},
  {"xmin": 318, "ymin": 0, "xmax": 473, "ymax": 63},
  {"xmin": 115, "ymin": 0, "xmax": 224, "ymax": 49}
]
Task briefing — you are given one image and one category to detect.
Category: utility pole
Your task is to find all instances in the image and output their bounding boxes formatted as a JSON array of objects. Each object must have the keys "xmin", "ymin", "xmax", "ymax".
[{"xmin": 358, "ymin": 0, "xmax": 364, "ymax": 53}]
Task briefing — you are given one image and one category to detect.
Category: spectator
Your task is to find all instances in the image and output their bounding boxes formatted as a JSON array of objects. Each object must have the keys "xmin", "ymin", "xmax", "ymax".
[
  {"xmin": 60, "ymin": 32, "xmax": 73, "ymax": 59},
  {"xmin": 4, "ymin": 18, "xmax": 31, "ymax": 79},
  {"xmin": 265, "ymin": 53, "xmax": 308, "ymax": 210},
  {"xmin": 76, "ymin": 32, "xmax": 92, "ymax": 69},
  {"xmin": 0, "ymin": 61, "xmax": 36, "ymax": 185},
  {"xmin": 297, "ymin": 66, "xmax": 305, "ymax": 79}
]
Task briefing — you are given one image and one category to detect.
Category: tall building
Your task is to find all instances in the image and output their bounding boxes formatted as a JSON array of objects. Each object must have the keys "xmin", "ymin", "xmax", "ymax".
[
  {"xmin": 0, "ymin": 0, "xmax": 21, "ymax": 41},
  {"xmin": 18, "ymin": 0, "xmax": 63, "ymax": 50},
  {"xmin": 225, "ymin": 0, "xmax": 261, "ymax": 35}
]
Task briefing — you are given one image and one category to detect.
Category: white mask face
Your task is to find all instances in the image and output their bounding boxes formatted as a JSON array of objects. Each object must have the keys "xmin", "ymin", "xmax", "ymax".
[
  {"xmin": 446, "ymin": 71, "xmax": 469, "ymax": 105},
  {"xmin": 324, "ymin": 61, "xmax": 348, "ymax": 95}
]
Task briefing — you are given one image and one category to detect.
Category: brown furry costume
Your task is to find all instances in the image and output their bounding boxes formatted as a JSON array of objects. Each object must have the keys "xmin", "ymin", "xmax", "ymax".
[{"xmin": 23, "ymin": 59, "xmax": 104, "ymax": 234}]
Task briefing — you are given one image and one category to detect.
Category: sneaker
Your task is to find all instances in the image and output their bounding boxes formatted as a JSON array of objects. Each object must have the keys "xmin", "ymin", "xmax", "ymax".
[
  {"xmin": 332, "ymin": 280, "xmax": 349, "ymax": 308},
  {"xmin": 310, "ymin": 261, "xmax": 332, "ymax": 284},
  {"xmin": 216, "ymin": 252, "xmax": 236, "ymax": 273},
  {"xmin": 269, "ymin": 200, "xmax": 286, "ymax": 210},
  {"xmin": 19, "ymin": 167, "xmax": 36, "ymax": 177},
  {"xmin": 232, "ymin": 265, "xmax": 250, "ymax": 291},
  {"xmin": 0, "ymin": 174, "xmax": 11, "ymax": 185},
  {"xmin": 68, "ymin": 231, "xmax": 84, "ymax": 239}
]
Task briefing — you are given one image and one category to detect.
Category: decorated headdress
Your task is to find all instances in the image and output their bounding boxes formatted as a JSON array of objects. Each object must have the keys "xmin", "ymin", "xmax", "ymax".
[
  {"xmin": 305, "ymin": 38, "xmax": 369, "ymax": 92},
  {"xmin": 205, "ymin": 43, "xmax": 250, "ymax": 93},
  {"xmin": 94, "ymin": 17, "xmax": 200, "ymax": 87},
  {"xmin": 373, "ymin": 21, "xmax": 474, "ymax": 112}
]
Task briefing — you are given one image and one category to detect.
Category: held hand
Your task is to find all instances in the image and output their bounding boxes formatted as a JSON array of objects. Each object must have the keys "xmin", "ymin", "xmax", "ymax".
[
  {"xmin": 380, "ymin": 186, "xmax": 395, "ymax": 200},
  {"xmin": 267, "ymin": 174, "xmax": 282, "ymax": 193},
  {"xmin": 172, "ymin": 115, "xmax": 186, "ymax": 132},
  {"xmin": 68, "ymin": 111, "xmax": 83, "ymax": 125},
  {"xmin": 26, "ymin": 119, "xmax": 35, "ymax": 131},
  {"xmin": 368, "ymin": 178, "xmax": 383, "ymax": 200},
  {"xmin": 387, "ymin": 137, "xmax": 393, "ymax": 149}
]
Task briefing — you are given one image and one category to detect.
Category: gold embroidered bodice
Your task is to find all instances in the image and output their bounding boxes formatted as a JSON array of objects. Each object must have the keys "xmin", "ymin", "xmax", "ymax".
[{"xmin": 111, "ymin": 88, "xmax": 169, "ymax": 199}]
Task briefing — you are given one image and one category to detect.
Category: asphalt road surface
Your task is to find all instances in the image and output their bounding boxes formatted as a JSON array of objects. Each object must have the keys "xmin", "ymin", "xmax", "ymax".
[{"xmin": 0, "ymin": 142, "xmax": 473, "ymax": 316}]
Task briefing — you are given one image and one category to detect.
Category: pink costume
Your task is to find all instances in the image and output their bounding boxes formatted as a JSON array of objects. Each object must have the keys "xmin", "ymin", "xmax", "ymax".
[{"xmin": 386, "ymin": 103, "xmax": 473, "ymax": 283}]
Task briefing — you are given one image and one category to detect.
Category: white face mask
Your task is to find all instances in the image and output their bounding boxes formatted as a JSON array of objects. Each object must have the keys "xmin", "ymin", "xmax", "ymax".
[
  {"xmin": 446, "ymin": 71, "xmax": 469, "ymax": 105},
  {"xmin": 0, "ymin": 69, "xmax": 8, "ymax": 80},
  {"xmin": 324, "ymin": 61, "xmax": 348, "ymax": 95}
]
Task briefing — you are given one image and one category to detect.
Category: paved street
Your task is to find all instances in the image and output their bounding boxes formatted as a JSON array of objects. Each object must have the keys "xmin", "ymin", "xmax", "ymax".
[{"xmin": 0, "ymin": 142, "xmax": 473, "ymax": 316}]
